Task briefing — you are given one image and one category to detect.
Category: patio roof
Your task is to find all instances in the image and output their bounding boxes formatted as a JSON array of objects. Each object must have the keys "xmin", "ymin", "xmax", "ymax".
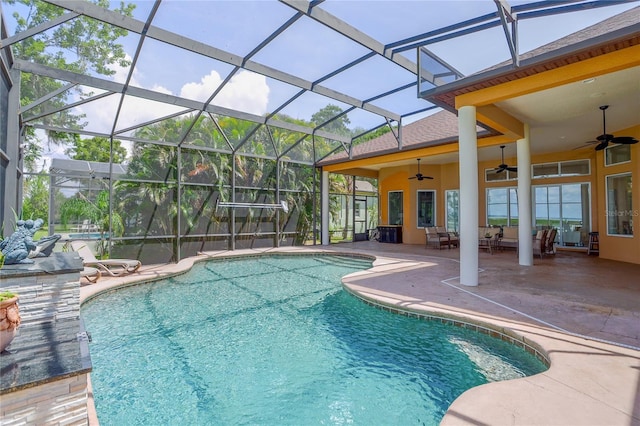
[
  {"xmin": 319, "ymin": 5, "xmax": 640, "ymax": 169},
  {"xmin": 2, "ymin": 0, "xmax": 638, "ymax": 167},
  {"xmin": 422, "ymin": 6, "xmax": 640, "ymax": 110}
]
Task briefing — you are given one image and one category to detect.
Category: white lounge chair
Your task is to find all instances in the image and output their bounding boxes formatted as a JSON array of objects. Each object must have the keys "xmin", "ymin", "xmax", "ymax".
[
  {"xmin": 71, "ymin": 241, "xmax": 141, "ymax": 277},
  {"xmin": 80, "ymin": 266, "xmax": 101, "ymax": 283},
  {"xmin": 71, "ymin": 219, "xmax": 99, "ymax": 233}
]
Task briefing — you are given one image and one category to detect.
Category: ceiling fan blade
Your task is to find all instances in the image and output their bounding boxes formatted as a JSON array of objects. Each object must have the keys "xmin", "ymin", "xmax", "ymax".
[
  {"xmin": 572, "ymin": 141, "xmax": 598, "ymax": 150},
  {"xmin": 425, "ymin": 176, "xmax": 434, "ymax": 180},
  {"xmin": 506, "ymin": 167, "xmax": 518, "ymax": 172},
  {"xmin": 611, "ymin": 136, "xmax": 638, "ymax": 144},
  {"xmin": 495, "ymin": 168, "xmax": 505, "ymax": 174},
  {"xmin": 408, "ymin": 176, "xmax": 417, "ymax": 180},
  {"xmin": 591, "ymin": 106, "xmax": 636, "ymax": 150},
  {"xmin": 595, "ymin": 141, "xmax": 609, "ymax": 151}
]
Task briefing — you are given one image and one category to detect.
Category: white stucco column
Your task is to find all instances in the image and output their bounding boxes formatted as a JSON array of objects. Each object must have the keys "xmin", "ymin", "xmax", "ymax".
[
  {"xmin": 321, "ymin": 170, "xmax": 330, "ymax": 245},
  {"xmin": 458, "ymin": 105, "xmax": 479, "ymax": 286},
  {"xmin": 517, "ymin": 124, "xmax": 534, "ymax": 265}
]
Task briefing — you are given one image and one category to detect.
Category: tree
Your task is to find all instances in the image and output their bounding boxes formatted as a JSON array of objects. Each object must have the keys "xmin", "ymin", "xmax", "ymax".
[
  {"xmin": 311, "ymin": 105, "xmax": 351, "ymax": 136},
  {"xmin": 65, "ymin": 136, "xmax": 127, "ymax": 163},
  {"xmin": 7, "ymin": 0, "xmax": 135, "ymax": 171},
  {"xmin": 21, "ymin": 172, "xmax": 50, "ymax": 222},
  {"xmin": 352, "ymin": 124, "xmax": 394, "ymax": 143},
  {"xmin": 59, "ymin": 190, "xmax": 124, "ymax": 257}
]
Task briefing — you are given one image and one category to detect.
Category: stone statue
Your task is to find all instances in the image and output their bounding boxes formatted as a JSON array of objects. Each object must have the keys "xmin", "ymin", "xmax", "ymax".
[{"xmin": 0, "ymin": 219, "xmax": 61, "ymax": 265}]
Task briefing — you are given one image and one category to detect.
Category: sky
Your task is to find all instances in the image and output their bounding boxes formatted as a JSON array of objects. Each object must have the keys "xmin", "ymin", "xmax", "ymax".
[{"xmin": 3, "ymin": 0, "xmax": 637, "ymax": 169}]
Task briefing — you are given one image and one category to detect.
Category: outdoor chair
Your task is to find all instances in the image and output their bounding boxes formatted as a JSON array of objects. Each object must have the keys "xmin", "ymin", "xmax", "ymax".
[
  {"xmin": 80, "ymin": 266, "xmax": 101, "ymax": 283},
  {"xmin": 545, "ymin": 228, "xmax": 557, "ymax": 255},
  {"xmin": 71, "ymin": 241, "xmax": 141, "ymax": 277},
  {"xmin": 532, "ymin": 229, "xmax": 549, "ymax": 259},
  {"xmin": 499, "ymin": 226, "xmax": 519, "ymax": 251},
  {"xmin": 72, "ymin": 219, "xmax": 99, "ymax": 233},
  {"xmin": 425, "ymin": 227, "xmax": 451, "ymax": 249},
  {"xmin": 436, "ymin": 226, "xmax": 459, "ymax": 248}
]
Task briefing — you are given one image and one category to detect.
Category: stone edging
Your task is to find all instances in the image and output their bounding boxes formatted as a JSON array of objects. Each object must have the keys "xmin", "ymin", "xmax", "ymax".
[{"xmin": 342, "ymin": 284, "xmax": 550, "ymax": 367}]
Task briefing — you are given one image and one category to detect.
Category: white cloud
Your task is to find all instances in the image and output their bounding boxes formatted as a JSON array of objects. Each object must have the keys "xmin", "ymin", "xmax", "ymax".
[
  {"xmin": 180, "ymin": 70, "xmax": 224, "ymax": 102},
  {"xmin": 75, "ymin": 62, "xmax": 270, "ymax": 137},
  {"xmin": 181, "ymin": 69, "xmax": 270, "ymax": 116}
]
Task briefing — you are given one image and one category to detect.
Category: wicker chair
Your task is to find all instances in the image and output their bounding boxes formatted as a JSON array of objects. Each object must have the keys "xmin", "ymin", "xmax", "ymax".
[
  {"xmin": 425, "ymin": 227, "xmax": 451, "ymax": 249},
  {"xmin": 532, "ymin": 229, "xmax": 549, "ymax": 259},
  {"xmin": 545, "ymin": 228, "xmax": 557, "ymax": 254},
  {"xmin": 436, "ymin": 226, "xmax": 459, "ymax": 248}
]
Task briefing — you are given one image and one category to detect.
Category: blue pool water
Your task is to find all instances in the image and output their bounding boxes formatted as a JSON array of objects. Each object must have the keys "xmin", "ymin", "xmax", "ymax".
[{"xmin": 82, "ymin": 255, "xmax": 547, "ymax": 425}]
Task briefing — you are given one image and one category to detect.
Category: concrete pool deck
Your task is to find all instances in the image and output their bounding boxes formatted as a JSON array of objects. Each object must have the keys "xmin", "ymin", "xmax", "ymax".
[{"xmin": 79, "ymin": 243, "xmax": 640, "ymax": 426}]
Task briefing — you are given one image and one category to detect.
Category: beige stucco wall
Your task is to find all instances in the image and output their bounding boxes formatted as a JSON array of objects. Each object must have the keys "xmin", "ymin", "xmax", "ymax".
[{"xmin": 376, "ymin": 140, "xmax": 639, "ymax": 264}]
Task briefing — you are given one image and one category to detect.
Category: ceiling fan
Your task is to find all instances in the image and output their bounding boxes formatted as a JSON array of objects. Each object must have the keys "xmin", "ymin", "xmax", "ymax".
[
  {"xmin": 494, "ymin": 145, "xmax": 517, "ymax": 173},
  {"xmin": 408, "ymin": 158, "xmax": 433, "ymax": 181},
  {"xmin": 589, "ymin": 105, "xmax": 638, "ymax": 151}
]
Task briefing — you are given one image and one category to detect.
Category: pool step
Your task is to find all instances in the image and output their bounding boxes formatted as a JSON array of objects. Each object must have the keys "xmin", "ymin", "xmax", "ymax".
[{"xmin": 315, "ymin": 255, "xmax": 371, "ymax": 269}]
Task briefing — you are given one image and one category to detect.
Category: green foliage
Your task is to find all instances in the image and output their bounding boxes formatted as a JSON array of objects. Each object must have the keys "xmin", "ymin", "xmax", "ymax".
[
  {"xmin": 94, "ymin": 190, "xmax": 124, "ymax": 238},
  {"xmin": 7, "ymin": 0, "xmax": 135, "ymax": 171},
  {"xmin": 353, "ymin": 125, "xmax": 395, "ymax": 144},
  {"xmin": 59, "ymin": 190, "xmax": 123, "ymax": 238},
  {"xmin": 328, "ymin": 174, "xmax": 353, "ymax": 233},
  {"xmin": 21, "ymin": 172, "xmax": 50, "ymax": 221},
  {"xmin": 311, "ymin": 105, "xmax": 351, "ymax": 136},
  {"xmin": 329, "ymin": 173, "xmax": 353, "ymax": 195},
  {"xmin": 9, "ymin": 0, "xmax": 134, "ymax": 75},
  {"xmin": 65, "ymin": 137, "xmax": 127, "ymax": 163},
  {"xmin": 0, "ymin": 291, "xmax": 17, "ymax": 302},
  {"xmin": 127, "ymin": 142, "xmax": 177, "ymax": 182},
  {"xmin": 60, "ymin": 195, "xmax": 101, "ymax": 226}
]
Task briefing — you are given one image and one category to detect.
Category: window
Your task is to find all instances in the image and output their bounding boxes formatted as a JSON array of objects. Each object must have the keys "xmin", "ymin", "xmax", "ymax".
[
  {"xmin": 560, "ymin": 160, "xmax": 590, "ymax": 176},
  {"xmin": 535, "ymin": 186, "xmax": 560, "ymax": 228},
  {"xmin": 487, "ymin": 187, "xmax": 518, "ymax": 226},
  {"xmin": 534, "ymin": 183, "xmax": 591, "ymax": 246},
  {"xmin": 445, "ymin": 190, "xmax": 459, "ymax": 232},
  {"xmin": 485, "ymin": 168, "xmax": 517, "ymax": 182},
  {"xmin": 532, "ymin": 163, "xmax": 559, "ymax": 178},
  {"xmin": 605, "ymin": 145, "xmax": 631, "ymax": 166},
  {"xmin": 533, "ymin": 160, "xmax": 590, "ymax": 178},
  {"xmin": 388, "ymin": 191, "xmax": 403, "ymax": 226},
  {"xmin": 606, "ymin": 173, "xmax": 633, "ymax": 236},
  {"xmin": 417, "ymin": 190, "xmax": 435, "ymax": 228}
]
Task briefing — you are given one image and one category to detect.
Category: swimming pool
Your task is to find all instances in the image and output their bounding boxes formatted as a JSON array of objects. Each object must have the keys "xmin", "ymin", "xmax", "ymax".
[
  {"xmin": 82, "ymin": 255, "xmax": 547, "ymax": 425},
  {"xmin": 68, "ymin": 232, "xmax": 107, "ymax": 240}
]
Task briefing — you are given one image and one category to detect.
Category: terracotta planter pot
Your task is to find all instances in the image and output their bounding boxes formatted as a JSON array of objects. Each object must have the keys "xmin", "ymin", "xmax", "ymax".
[{"xmin": 0, "ymin": 296, "xmax": 21, "ymax": 353}]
